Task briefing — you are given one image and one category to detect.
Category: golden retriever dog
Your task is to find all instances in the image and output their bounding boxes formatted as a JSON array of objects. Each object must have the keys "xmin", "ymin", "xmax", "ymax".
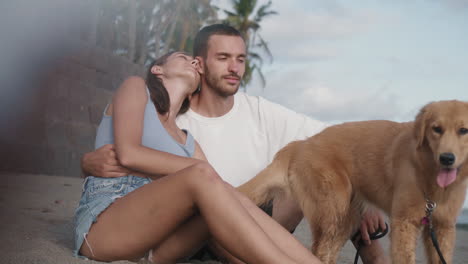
[{"xmin": 239, "ymin": 100, "xmax": 468, "ymax": 263}]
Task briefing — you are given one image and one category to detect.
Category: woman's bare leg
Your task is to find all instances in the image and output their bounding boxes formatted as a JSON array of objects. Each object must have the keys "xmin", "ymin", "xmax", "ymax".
[
  {"xmin": 232, "ymin": 186, "xmax": 321, "ymax": 264},
  {"xmin": 79, "ymin": 163, "xmax": 297, "ymax": 264},
  {"xmin": 150, "ymin": 184, "xmax": 321, "ymax": 264}
]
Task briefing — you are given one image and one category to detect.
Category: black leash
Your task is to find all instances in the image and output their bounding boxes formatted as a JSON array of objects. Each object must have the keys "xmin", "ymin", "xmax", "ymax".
[
  {"xmin": 422, "ymin": 199, "xmax": 447, "ymax": 264},
  {"xmin": 430, "ymin": 228, "xmax": 447, "ymax": 264},
  {"xmin": 352, "ymin": 222, "xmax": 389, "ymax": 264}
]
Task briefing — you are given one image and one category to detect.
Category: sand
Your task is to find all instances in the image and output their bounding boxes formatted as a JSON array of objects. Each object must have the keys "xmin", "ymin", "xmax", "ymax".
[{"xmin": 0, "ymin": 172, "xmax": 467, "ymax": 263}]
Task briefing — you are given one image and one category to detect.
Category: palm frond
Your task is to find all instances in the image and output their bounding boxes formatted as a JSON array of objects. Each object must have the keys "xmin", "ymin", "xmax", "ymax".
[
  {"xmin": 254, "ymin": 65, "xmax": 266, "ymax": 89},
  {"xmin": 254, "ymin": 1, "xmax": 278, "ymax": 22},
  {"xmin": 223, "ymin": 10, "xmax": 237, "ymax": 17},
  {"xmin": 256, "ymin": 34, "xmax": 273, "ymax": 62},
  {"xmin": 248, "ymin": 51, "xmax": 264, "ymax": 67}
]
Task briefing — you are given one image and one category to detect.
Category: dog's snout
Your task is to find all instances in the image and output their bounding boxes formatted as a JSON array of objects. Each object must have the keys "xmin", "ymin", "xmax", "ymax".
[{"xmin": 439, "ymin": 152, "xmax": 455, "ymax": 166}]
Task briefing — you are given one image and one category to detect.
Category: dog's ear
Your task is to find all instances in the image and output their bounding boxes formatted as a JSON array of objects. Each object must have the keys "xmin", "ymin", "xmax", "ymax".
[{"xmin": 414, "ymin": 103, "xmax": 432, "ymax": 149}]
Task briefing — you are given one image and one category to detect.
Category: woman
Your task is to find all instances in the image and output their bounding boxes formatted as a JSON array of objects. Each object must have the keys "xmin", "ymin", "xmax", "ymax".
[{"xmin": 74, "ymin": 51, "xmax": 321, "ymax": 264}]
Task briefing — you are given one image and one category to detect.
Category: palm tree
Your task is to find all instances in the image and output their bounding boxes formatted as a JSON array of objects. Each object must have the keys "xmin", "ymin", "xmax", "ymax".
[{"xmin": 222, "ymin": 0, "xmax": 277, "ymax": 88}]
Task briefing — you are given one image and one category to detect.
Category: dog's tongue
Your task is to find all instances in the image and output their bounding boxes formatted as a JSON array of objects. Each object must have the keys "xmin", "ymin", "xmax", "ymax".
[{"xmin": 437, "ymin": 168, "xmax": 457, "ymax": 188}]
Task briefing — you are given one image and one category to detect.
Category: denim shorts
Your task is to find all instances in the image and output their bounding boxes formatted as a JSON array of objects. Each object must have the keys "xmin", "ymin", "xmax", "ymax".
[{"xmin": 73, "ymin": 175, "xmax": 151, "ymax": 258}]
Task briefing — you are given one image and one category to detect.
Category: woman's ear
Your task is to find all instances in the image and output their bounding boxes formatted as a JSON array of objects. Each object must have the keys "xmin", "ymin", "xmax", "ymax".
[
  {"xmin": 195, "ymin": 56, "xmax": 204, "ymax": 74},
  {"xmin": 151, "ymin": 65, "xmax": 163, "ymax": 75}
]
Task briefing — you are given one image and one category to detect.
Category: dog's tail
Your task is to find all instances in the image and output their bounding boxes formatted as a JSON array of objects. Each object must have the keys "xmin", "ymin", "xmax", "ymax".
[{"xmin": 237, "ymin": 141, "xmax": 299, "ymax": 205}]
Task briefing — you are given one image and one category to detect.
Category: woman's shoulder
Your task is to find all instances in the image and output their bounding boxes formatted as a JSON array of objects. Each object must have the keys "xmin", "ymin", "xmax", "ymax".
[
  {"xmin": 116, "ymin": 76, "xmax": 148, "ymax": 95},
  {"xmin": 113, "ymin": 76, "xmax": 149, "ymax": 104},
  {"xmin": 121, "ymin": 76, "xmax": 146, "ymax": 89}
]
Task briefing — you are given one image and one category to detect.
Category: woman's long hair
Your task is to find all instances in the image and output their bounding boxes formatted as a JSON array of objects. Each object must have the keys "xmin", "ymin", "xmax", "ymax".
[{"xmin": 146, "ymin": 52, "xmax": 191, "ymax": 115}]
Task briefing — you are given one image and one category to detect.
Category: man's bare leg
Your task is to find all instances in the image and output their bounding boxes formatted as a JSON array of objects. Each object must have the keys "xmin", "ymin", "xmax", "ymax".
[
  {"xmin": 353, "ymin": 239, "xmax": 389, "ymax": 264},
  {"xmin": 272, "ymin": 195, "xmax": 303, "ymax": 232}
]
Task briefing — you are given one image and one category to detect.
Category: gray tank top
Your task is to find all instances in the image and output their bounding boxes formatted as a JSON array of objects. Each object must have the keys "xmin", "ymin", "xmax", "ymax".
[{"xmin": 94, "ymin": 88, "xmax": 195, "ymax": 158}]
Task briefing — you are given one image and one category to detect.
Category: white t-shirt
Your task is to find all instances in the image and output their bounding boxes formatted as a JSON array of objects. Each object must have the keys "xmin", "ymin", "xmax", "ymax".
[{"xmin": 176, "ymin": 92, "xmax": 328, "ymax": 187}]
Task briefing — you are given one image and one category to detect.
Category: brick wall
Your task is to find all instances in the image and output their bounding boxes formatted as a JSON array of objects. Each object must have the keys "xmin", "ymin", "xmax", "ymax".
[{"xmin": 0, "ymin": 43, "xmax": 145, "ymax": 177}]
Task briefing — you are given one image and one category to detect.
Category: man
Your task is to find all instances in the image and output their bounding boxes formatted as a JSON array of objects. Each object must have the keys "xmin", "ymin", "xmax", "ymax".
[{"xmin": 82, "ymin": 24, "xmax": 389, "ymax": 263}]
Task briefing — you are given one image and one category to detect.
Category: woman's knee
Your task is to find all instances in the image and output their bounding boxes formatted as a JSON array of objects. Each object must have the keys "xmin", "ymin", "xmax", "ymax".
[
  {"xmin": 189, "ymin": 162, "xmax": 222, "ymax": 182},
  {"xmin": 183, "ymin": 162, "xmax": 223, "ymax": 191}
]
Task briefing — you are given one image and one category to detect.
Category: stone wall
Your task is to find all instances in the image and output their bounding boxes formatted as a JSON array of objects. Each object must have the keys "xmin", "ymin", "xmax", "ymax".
[{"xmin": 0, "ymin": 43, "xmax": 144, "ymax": 177}]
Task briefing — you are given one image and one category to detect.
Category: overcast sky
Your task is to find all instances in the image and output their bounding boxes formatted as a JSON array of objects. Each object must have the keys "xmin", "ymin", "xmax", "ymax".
[{"xmin": 217, "ymin": 0, "xmax": 468, "ymax": 123}]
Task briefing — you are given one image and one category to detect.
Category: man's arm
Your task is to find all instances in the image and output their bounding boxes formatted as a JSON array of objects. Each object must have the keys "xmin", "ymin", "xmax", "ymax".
[{"xmin": 80, "ymin": 144, "xmax": 129, "ymax": 178}]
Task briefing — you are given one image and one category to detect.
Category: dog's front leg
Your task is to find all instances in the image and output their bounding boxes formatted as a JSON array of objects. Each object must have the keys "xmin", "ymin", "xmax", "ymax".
[
  {"xmin": 390, "ymin": 218, "xmax": 420, "ymax": 263},
  {"xmin": 422, "ymin": 224, "xmax": 455, "ymax": 264}
]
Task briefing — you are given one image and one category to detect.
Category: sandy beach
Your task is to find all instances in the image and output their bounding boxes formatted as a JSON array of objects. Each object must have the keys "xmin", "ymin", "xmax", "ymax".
[{"xmin": 1, "ymin": 172, "xmax": 467, "ymax": 264}]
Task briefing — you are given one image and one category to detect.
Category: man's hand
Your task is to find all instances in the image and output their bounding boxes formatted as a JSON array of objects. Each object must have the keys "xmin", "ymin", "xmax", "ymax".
[
  {"xmin": 359, "ymin": 206, "xmax": 387, "ymax": 246},
  {"xmin": 81, "ymin": 144, "xmax": 130, "ymax": 178}
]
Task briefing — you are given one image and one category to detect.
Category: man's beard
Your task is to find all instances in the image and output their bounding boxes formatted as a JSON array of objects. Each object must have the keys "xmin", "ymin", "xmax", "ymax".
[{"xmin": 204, "ymin": 65, "xmax": 240, "ymax": 97}]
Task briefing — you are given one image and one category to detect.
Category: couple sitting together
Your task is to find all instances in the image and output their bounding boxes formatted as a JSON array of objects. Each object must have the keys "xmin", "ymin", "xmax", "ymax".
[{"xmin": 74, "ymin": 24, "xmax": 389, "ymax": 264}]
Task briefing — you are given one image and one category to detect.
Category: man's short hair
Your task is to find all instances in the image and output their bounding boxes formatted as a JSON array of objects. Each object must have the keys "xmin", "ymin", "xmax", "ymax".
[{"xmin": 193, "ymin": 24, "xmax": 243, "ymax": 58}]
